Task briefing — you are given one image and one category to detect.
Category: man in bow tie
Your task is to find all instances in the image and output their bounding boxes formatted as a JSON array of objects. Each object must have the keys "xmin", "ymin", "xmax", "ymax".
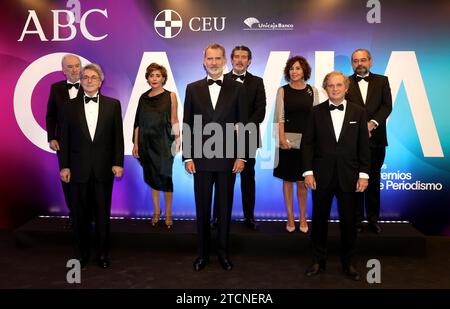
[
  {"xmin": 59, "ymin": 63, "xmax": 124, "ymax": 269},
  {"xmin": 346, "ymin": 49, "xmax": 393, "ymax": 234},
  {"xmin": 302, "ymin": 71, "xmax": 370, "ymax": 280},
  {"xmin": 211, "ymin": 46, "xmax": 266, "ymax": 231},
  {"xmin": 46, "ymin": 54, "xmax": 84, "ymax": 230},
  {"xmin": 183, "ymin": 43, "xmax": 247, "ymax": 271}
]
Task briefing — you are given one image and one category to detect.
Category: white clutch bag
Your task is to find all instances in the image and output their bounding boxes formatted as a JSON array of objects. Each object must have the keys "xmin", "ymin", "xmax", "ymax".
[{"xmin": 285, "ymin": 132, "xmax": 302, "ymax": 149}]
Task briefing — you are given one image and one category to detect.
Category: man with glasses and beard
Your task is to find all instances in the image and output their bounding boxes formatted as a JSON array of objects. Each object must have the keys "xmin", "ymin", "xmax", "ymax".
[{"xmin": 346, "ymin": 49, "xmax": 392, "ymax": 234}]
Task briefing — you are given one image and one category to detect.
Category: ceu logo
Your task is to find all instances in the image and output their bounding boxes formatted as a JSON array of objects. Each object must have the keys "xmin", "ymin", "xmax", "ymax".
[{"xmin": 154, "ymin": 9, "xmax": 182, "ymax": 39}]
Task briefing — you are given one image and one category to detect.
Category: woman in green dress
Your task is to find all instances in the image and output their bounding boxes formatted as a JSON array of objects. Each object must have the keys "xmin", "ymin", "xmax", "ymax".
[{"xmin": 132, "ymin": 63, "xmax": 180, "ymax": 229}]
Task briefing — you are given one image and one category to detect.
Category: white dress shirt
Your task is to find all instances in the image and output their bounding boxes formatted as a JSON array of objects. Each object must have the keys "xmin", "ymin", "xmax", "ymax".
[
  {"xmin": 84, "ymin": 92, "xmax": 99, "ymax": 141},
  {"xmin": 357, "ymin": 74, "xmax": 379, "ymax": 127},
  {"xmin": 67, "ymin": 80, "xmax": 80, "ymax": 99},
  {"xmin": 207, "ymin": 74, "xmax": 224, "ymax": 109},
  {"xmin": 329, "ymin": 100, "xmax": 347, "ymax": 142},
  {"xmin": 357, "ymin": 74, "xmax": 369, "ymax": 104}
]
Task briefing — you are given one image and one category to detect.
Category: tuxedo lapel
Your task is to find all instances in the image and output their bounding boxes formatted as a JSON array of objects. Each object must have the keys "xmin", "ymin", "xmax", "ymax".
[
  {"xmin": 350, "ymin": 75, "xmax": 364, "ymax": 106},
  {"xmin": 322, "ymin": 101, "xmax": 337, "ymax": 142},
  {"xmin": 77, "ymin": 98, "xmax": 92, "ymax": 142},
  {"xmin": 92, "ymin": 96, "xmax": 106, "ymax": 143},
  {"xmin": 338, "ymin": 103, "xmax": 355, "ymax": 143},
  {"xmin": 58, "ymin": 82, "xmax": 71, "ymax": 102},
  {"xmin": 213, "ymin": 78, "xmax": 231, "ymax": 120},
  {"xmin": 243, "ymin": 72, "xmax": 252, "ymax": 86},
  {"xmin": 199, "ymin": 78, "xmax": 214, "ymax": 120},
  {"xmin": 365, "ymin": 73, "xmax": 376, "ymax": 106}
]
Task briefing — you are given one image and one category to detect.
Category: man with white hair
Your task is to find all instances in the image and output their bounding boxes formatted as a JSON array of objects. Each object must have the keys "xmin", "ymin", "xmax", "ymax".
[{"xmin": 46, "ymin": 54, "xmax": 83, "ymax": 230}]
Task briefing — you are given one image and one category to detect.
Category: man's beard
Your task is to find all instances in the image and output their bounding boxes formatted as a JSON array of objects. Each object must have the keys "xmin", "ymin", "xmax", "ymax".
[
  {"xmin": 355, "ymin": 65, "xmax": 369, "ymax": 76},
  {"xmin": 207, "ymin": 66, "xmax": 223, "ymax": 75}
]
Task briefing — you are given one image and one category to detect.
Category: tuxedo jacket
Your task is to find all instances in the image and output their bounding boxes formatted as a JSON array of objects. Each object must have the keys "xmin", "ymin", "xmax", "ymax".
[
  {"xmin": 301, "ymin": 100, "xmax": 370, "ymax": 192},
  {"xmin": 182, "ymin": 77, "xmax": 247, "ymax": 172},
  {"xmin": 224, "ymin": 71, "xmax": 266, "ymax": 151},
  {"xmin": 346, "ymin": 73, "xmax": 392, "ymax": 147},
  {"xmin": 59, "ymin": 95, "xmax": 124, "ymax": 183},
  {"xmin": 46, "ymin": 80, "xmax": 83, "ymax": 142}
]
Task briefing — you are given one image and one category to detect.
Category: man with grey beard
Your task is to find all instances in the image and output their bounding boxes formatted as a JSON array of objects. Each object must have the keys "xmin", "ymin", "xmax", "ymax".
[{"xmin": 346, "ymin": 49, "xmax": 392, "ymax": 234}]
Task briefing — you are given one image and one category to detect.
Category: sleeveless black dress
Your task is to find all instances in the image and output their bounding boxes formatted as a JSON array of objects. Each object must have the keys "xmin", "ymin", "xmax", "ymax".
[
  {"xmin": 273, "ymin": 84, "xmax": 314, "ymax": 182},
  {"xmin": 134, "ymin": 89, "xmax": 174, "ymax": 192}
]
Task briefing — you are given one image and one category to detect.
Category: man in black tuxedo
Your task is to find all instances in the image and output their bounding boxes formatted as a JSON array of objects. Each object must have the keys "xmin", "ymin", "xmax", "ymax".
[
  {"xmin": 183, "ymin": 43, "xmax": 247, "ymax": 271},
  {"xmin": 212, "ymin": 45, "xmax": 266, "ymax": 230},
  {"xmin": 302, "ymin": 71, "xmax": 370, "ymax": 280},
  {"xmin": 346, "ymin": 49, "xmax": 392, "ymax": 234},
  {"xmin": 59, "ymin": 63, "xmax": 124, "ymax": 269},
  {"xmin": 46, "ymin": 54, "xmax": 83, "ymax": 229}
]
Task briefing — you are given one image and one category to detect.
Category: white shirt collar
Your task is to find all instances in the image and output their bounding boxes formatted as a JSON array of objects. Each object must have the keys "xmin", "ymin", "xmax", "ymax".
[
  {"xmin": 329, "ymin": 99, "xmax": 347, "ymax": 108},
  {"xmin": 231, "ymin": 70, "xmax": 246, "ymax": 77},
  {"xmin": 84, "ymin": 91, "xmax": 99, "ymax": 98},
  {"xmin": 207, "ymin": 74, "xmax": 224, "ymax": 82}
]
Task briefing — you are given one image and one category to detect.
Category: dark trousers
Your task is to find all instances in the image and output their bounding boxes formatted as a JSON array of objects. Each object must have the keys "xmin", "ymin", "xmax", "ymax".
[
  {"xmin": 357, "ymin": 146, "xmax": 385, "ymax": 224},
  {"xmin": 194, "ymin": 171, "xmax": 235, "ymax": 259},
  {"xmin": 213, "ymin": 158, "xmax": 256, "ymax": 221},
  {"xmin": 310, "ymin": 174, "xmax": 358, "ymax": 267},
  {"xmin": 61, "ymin": 180, "xmax": 72, "ymax": 215},
  {"xmin": 57, "ymin": 151, "xmax": 72, "ymax": 216},
  {"xmin": 71, "ymin": 172, "xmax": 113, "ymax": 260}
]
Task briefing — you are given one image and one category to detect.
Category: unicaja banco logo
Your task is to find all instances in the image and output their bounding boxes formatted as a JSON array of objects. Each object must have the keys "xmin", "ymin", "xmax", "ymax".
[
  {"xmin": 243, "ymin": 17, "xmax": 260, "ymax": 28},
  {"xmin": 243, "ymin": 16, "xmax": 294, "ymax": 31},
  {"xmin": 154, "ymin": 9, "xmax": 182, "ymax": 39}
]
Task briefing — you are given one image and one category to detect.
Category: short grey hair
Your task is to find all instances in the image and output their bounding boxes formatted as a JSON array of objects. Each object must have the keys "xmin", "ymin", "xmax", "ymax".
[
  {"xmin": 351, "ymin": 48, "xmax": 372, "ymax": 60},
  {"xmin": 61, "ymin": 53, "xmax": 81, "ymax": 67},
  {"xmin": 203, "ymin": 43, "xmax": 226, "ymax": 58},
  {"xmin": 81, "ymin": 63, "xmax": 104, "ymax": 81},
  {"xmin": 322, "ymin": 71, "xmax": 350, "ymax": 89}
]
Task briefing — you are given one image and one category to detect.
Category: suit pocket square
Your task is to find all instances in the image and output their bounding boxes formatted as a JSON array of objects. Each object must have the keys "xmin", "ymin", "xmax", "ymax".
[{"xmin": 349, "ymin": 121, "xmax": 358, "ymax": 124}]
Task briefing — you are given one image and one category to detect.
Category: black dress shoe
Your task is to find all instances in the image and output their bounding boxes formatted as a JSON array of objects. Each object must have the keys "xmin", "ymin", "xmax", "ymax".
[
  {"xmin": 368, "ymin": 223, "xmax": 382, "ymax": 234},
  {"xmin": 356, "ymin": 223, "xmax": 364, "ymax": 233},
  {"xmin": 218, "ymin": 257, "xmax": 233, "ymax": 271},
  {"xmin": 97, "ymin": 257, "xmax": 110, "ymax": 269},
  {"xmin": 343, "ymin": 265, "xmax": 361, "ymax": 281},
  {"xmin": 210, "ymin": 218, "xmax": 219, "ymax": 230},
  {"xmin": 193, "ymin": 257, "xmax": 209, "ymax": 271},
  {"xmin": 244, "ymin": 218, "xmax": 258, "ymax": 230},
  {"xmin": 64, "ymin": 217, "xmax": 73, "ymax": 230},
  {"xmin": 305, "ymin": 262, "xmax": 326, "ymax": 277}
]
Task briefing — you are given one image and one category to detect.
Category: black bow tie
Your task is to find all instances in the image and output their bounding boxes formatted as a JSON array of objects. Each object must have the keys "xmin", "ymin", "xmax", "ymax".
[
  {"xmin": 329, "ymin": 104, "xmax": 344, "ymax": 111},
  {"xmin": 231, "ymin": 74, "xmax": 245, "ymax": 81},
  {"xmin": 68, "ymin": 82, "xmax": 80, "ymax": 90},
  {"xmin": 356, "ymin": 75, "xmax": 370, "ymax": 82},
  {"xmin": 84, "ymin": 95, "xmax": 98, "ymax": 103},
  {"xmin": 207, "ymin": 79, "xmax": 223, "ymax": 86}
]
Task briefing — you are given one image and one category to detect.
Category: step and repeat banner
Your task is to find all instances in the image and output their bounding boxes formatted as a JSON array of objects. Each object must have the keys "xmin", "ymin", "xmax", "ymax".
[{"xmin": 1, "ymin": 0, "xmax": 449, "ymax": 235}]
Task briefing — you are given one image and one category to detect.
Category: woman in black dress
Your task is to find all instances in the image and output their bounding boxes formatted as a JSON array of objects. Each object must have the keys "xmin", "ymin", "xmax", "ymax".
[
  {"xmin": 273, "ymin": 56, "xmax": 319, "ymax": 233},
  {"xmin": 132, "ymin": 63, "xmax": 180, "ymax": 229}
]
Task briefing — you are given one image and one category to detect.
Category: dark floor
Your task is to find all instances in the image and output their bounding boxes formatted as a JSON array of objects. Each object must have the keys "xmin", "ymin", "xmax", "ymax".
[{"xmin": 1, "ymin": 218, "xmax": 449, "ymax": 289}]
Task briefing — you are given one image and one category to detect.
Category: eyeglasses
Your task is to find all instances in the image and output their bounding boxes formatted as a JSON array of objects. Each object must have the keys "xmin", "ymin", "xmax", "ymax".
[{"xmin": 82, "ymin": 75, "xmax": 100, "ymax": 82}]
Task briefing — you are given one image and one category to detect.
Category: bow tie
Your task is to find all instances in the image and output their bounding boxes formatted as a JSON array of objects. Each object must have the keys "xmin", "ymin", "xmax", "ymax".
[
  {"xmin": 68, "ymin": 82, "xmax": 80, "ymax": 90},
  {"xmin": 207, "ymin": 79, "xmax": 223, "ymax": 86},
  {"xmin": 84, "ymin": 95, "xmax": 98, "ymax": 103},
  {"xmin": 329, "ymin": 104, "xmax": 344, "ymax": 111},
  {"xmin": 231, "ymin": 74, "xmax": 245, "ymax": 81},
  {"xmin": 356, "ymin": 75, "xmax": 370, "ymax": 82}
]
